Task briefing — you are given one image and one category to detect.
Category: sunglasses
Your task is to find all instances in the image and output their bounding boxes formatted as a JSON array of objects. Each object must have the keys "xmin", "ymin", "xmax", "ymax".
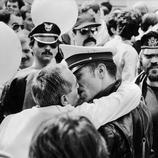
[
  {"xmin": 37, "ymin": 41, "xmax": 58, "ymax": 49},
  {"xmin": 79, "ymin": 27, "xmax": 98, "ymax": 35},
  {"xmin": 12, "ymin": 24, "xmax": 24, "ymax": 31}
]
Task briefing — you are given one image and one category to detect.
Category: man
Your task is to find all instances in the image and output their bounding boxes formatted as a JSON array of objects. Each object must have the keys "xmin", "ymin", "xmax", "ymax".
[
  {"xmin": 0, "ymin": 62, "xmax": 141, "ymax": 158},
  {"xmin": 136, "ymin": 31, "xmax": 158, "ymax": 157},
  {"xmin": 104, "ymin": 9, "xmax": 140, "ymax": 81},
  {"xmin": 72, "ymin": 13, "xmax": 101, "ymax": 46},
  {"xmin": 0, "ymin": 9, "xmax": 24, "ymax": 33},
  {"xmin": 61, "ymin": 45, "xmax": 152, "ymax": 158},
  {"xmin": 0, "ymin": 22, "xmax": 64, "ymax": 121},
  {"xmin": 4, "ymin": 0, "xmax": 25, "ymax": 15}
]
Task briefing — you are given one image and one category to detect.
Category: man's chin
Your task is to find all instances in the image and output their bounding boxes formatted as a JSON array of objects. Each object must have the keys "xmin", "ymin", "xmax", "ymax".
[{"xmin": 148, "ymin": 69, "xmax": 158, "ymax": 81}]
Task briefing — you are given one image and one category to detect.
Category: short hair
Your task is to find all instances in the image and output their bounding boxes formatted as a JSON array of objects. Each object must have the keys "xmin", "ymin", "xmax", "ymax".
[
  {"xmin": 29, "ymin": 114, "xmax": 109, "ymax": 158},
  {"xmin": 5, "ymin": 0, "xmax": 25, "ymax": 9},
  {"xmin": 106, "ymin": 10, "xmax": 121, "ymax": 36},
  {"xmin": 141, "ymin": 13, "xmax": 158, "ymax": 32},
  {"xmin": 117, "ymin": 9, "xmax": 141, "ymax": 40},
  {"xmin": 31, "ymin": 64, "xmax": 72, "ymax": 107}
]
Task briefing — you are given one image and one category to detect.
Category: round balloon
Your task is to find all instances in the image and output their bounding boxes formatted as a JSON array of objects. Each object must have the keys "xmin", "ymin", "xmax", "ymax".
[
  {"xmin": 0, "ymin": 22, "xmax": 21, "ymax": 85},
  {"xmin": 31, "ymin": 0, "xmax": 78, "ymax": 35}
]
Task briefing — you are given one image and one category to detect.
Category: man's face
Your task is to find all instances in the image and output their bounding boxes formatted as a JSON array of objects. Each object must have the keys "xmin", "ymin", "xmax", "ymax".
[
  {"xmin": 62, "ymin": 68, "xmax": 80, "ymax": 106},
  {"xmin": 6, "ymin": 1, "xmax": 19, "ymax": 14},
  {"xmin": 8, "ymin": 14, "xmax": 23, "ymax": 33},
  {"xmin": 24, "ymin": 12, "xmax": 34, "ymax": 31},
  {"xmin": 32, "ymin": 37, "xmax": 58, "ymax": 66},
  {"xmin": 141, "ymin": 49, "xmax": 158, "ymax": 81},
  {"xmin": 74, "ymin": 26, "xmax": 98, "ymax": 46},
  {"xmin": 74, "ymin": 66, "xmax": 102, "ymax": 103},
  {"xmin": 20, "ymin": 40, "xmax": 34, "ymax": 69}
]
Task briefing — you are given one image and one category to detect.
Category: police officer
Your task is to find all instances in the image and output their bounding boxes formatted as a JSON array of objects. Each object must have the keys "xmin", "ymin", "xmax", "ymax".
[{"xmin": 0, "ymin": 22, "xmax": 63, "ymax": 121}]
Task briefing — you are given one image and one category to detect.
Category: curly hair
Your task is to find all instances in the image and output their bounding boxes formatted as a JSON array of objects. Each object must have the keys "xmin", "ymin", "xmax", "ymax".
[{"xmin": 117, "ymin": 9, "xmax": 141, "ymax": 40}]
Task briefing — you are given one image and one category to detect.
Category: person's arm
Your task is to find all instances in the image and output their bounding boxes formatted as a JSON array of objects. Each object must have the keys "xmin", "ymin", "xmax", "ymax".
[{"xmin": 72, "ymin": 82, "xmax": 141, "ymax": 129}]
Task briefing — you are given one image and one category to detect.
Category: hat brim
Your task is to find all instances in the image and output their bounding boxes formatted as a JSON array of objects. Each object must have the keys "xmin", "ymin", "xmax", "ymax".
[
  {"xmin": 74, "ymin": 23, "xmax": 101, "ymax": 30},
  {"xmin": 34, "ymin": 34, "xmax": 58, "ymax": 44}
]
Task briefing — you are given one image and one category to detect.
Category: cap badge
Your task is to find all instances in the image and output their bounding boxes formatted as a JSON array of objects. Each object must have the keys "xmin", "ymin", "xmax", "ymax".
[
  {"xmin": 44, "ymin": 23, "xmax": 53, "ymax": 32},
  {"xmin": 148, "ymin": 37, "xmax": 158, "ymax": 47}
]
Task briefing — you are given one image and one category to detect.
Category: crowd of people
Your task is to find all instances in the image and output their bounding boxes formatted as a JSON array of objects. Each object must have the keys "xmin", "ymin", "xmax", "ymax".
[{"xmin": 0, "ymin": 0, "xmax": 158, "ymax": 158}]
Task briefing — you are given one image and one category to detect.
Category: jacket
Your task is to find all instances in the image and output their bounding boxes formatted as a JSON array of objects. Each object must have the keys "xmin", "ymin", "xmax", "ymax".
[
  {"xmin": 93, "ymin": 80, "xmax": 152, "ymax": 158},
  {"xmin": 136, "ymin": 72, "xmax": 158, "ymax": 158}
]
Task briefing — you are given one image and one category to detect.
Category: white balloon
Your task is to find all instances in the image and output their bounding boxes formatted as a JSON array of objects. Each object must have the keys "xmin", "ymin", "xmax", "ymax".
[
  {"xmin": 31, "ymin": 0, "xmax": 78, "ymax": 35},
  {"xmin": 0, "ymin": 22, "xmax": 21, "ymax": 85}
]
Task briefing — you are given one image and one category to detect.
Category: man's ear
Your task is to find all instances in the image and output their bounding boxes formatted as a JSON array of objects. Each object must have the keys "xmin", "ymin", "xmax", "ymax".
[
  {"xmin": 97, "ymin": 63, "xmax": 106, "ymax": 79},
  {"xmin": 60, "ymin": 95, "xmax": 69, "ymax": 106}
]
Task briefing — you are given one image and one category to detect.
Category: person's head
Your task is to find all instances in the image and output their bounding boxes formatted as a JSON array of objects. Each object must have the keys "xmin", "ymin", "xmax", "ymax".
[
  {"xmin": 21, "ymin": 8, "xmax": 34, "ymax": 32},
  {"xmin": 106, "ymin": 10, "xmax": 121, "ymax": 37},
  {"xmin": 7, "ymin": 13, "xmax": 24, "ymax": 33},
  {"xmin": 29, "ymin": 114, "xmax": 109, "ymax": 158},
  {"xmin": 100, "ymin": 1, "xmax": 112, "ymax": 16},
  {"xmin": 32, "ymin": 63, "xmax": 79, "ymax": 107},
  {"xmin": 18, "ymin": 33, "xmax": 33, "ymax": 69},
  {"xmin": 0, "ymin": 9, "xmax": 23, "ymax": 33},
  {"xmin": 62, "ymin": 46, "xmax": 116, "ymax": 103},
  {"xmin": 29, "ymin": 22, "xmax": 63, "ymax": 68},
  {"xmin": 117, "ymin": 9, "xmax": 141, "ymax": 40},
  {"xmin": 140, "ymin": 31, "xmax": 158, "ymax": 83},
  {"xmin": 72, "ymin": 13, "xmax": 101, "ymax": 46},
  {"xmin": 141, "ymin": 13, "xmax": 158, "ymax": 32},
  {"xmin": 5, "ymin": 0, "xmax": 25, "ymax": 15}
]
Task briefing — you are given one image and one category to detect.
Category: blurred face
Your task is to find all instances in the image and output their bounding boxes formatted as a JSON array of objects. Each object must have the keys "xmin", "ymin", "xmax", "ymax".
[
  {"xmin": 20, "ymin": 40, "xmax": 33, "ymax": 69},
  {"xmin": 141, "ymin": 49, "xmax": 158, "ymax": 82},
  {"xmin": 6, "ymin": 1, "xmax": 19, "ymax": 14},
  {"xmin": 24, "ymin": 12, "xmax": 34, "ymax": 31},
  {"xmin": 32, "ymin": 37, "xmax": 58, "ymax": 66},
  {"xmin": 75, "ymin": 66, "xmax": 102, "ymax": 103},
  {"xmin": 74, "ymin": 26, "xmax": 98, "ymax": 46},
  {"xmin": 62, "ymin": 68, "xmax": 80, "ymax": 106},
  {"xmin": 8, "ymin": 14, "xmax": 24, "ymax": 33}
]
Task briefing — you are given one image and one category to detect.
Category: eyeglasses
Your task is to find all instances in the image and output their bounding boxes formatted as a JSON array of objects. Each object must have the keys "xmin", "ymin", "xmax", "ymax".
[
  {"xmin": 37, "ymin": 41, "xmax": 58, "ymax": 49},
  {"xmin": 12, "ymin": 24, "xmax": 24, "ymax": 31},
  {"xmin": 78, "ymin": 27, "xmax": 98, "ymax": 35}
]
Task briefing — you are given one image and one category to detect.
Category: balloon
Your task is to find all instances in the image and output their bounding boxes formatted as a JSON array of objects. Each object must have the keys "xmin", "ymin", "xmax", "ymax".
[
  {"xmin": 31, "ymin": 0, "xmax": 78, "ymax": 35},
  {"xmin": 0, "ymin": 22, "xmax": 21, "ymax": 85}
]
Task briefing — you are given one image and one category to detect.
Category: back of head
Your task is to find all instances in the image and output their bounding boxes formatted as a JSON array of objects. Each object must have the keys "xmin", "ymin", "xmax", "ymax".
[
  {"xmin": 31, "ymin": 63, "xmax": 72, "ymax": 107},
  {"xmin": 29, "ymin": 114, "xmax": 109, "ymax": 158},
  {"xmin": 117, "ymin": 9, "xmax": 141, "ymax": 40}
]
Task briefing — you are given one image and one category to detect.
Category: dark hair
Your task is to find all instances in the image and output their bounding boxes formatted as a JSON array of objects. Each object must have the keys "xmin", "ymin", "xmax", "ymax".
[
  {"xmin": 141, "ymin": 13, "xmax": 158, "ymax": 32},
  {"xmin": 106, "ymin": 11, "xmax": 121, "ymax": 36},
  {"xmin": 5, "ymin": 0, "xmax": 25, "ymax": 9},
  {"xmin": 101, "ymin": 2, "xmax": 112, "ymax": 13},
  {"xmin": 31, "ymin": 64, "xmax": 72, "ymax": 107},
  {"xmin": 83, "ymin": 60, "xmax": 117, "ymax": 78},
  {"xmin": 0, "ymin": 9, "xmax": 11, "ymax": 24},
  {"xmin": 29, "ymin": 114, "xmax": 109, "ymax": 158},
  {"xmin": 117, "ymin": 9, "xmax": 141, "ymax": 40}
]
